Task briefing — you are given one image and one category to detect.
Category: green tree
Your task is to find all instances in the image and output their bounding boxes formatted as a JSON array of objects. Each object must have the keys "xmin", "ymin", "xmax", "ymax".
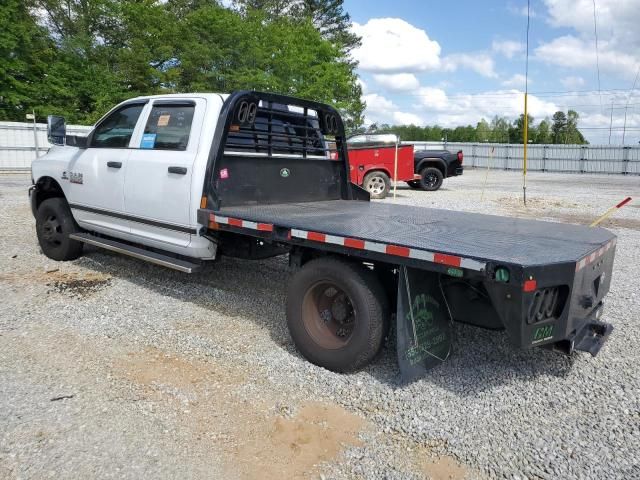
[
  {"xmin": 489, "ymin": 116, "xmax": 510, "ymax": 143},
  {"xmin": 535, "ymin": 118, "xmax": 552, "ymax": 144},
  {"xmin": 475, "ymin": 119, "xmax": 491, "ymax": 142},
  {"xmin": 551, "ymin": 111, "xmax": 567, "ymax": 144},
  {"xmin": 0, "ymin": 0, "xmax": 57, "ymax": 120},
  {"xmin": 510, "ymin": 113, "xmax": 535, "ymax": 144}
]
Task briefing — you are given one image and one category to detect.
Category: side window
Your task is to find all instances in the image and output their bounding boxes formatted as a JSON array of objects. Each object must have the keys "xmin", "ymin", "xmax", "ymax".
[
  {"xmin": 141, "ymin": 104, "xmax": 195, "ymax": 151},
  {"xmin": 91, "ymin": 104, "xmax": 144, "ymax": 148}
]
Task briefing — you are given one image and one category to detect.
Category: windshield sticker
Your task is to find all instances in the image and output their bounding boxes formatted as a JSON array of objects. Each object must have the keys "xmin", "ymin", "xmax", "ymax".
[
  {"xmin": 157, "ymin": 114, "xmax": 170, "ymax": 127},
  {"xmin": 140, "ymin": 133, "xmax": 156, "ymax": 149},
  {"xmin": 220, "ymin": 168, "xmax": 229, "ymax": 179}
]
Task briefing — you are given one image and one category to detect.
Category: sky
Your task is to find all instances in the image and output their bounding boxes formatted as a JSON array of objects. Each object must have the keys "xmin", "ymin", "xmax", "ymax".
[{"xmin": 343, "ymin": 0, "xmax": 640, "ymax": 144}]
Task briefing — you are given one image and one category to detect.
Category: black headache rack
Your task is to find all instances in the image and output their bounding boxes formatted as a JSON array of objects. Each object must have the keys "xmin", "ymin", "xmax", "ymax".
[
  {"xmin": 197, "ymin": 91, "xmax": 616, "ymax": 380},
  {"xmin": 200, "ymin": 91, "xmax": 366, "ymax": 211}
]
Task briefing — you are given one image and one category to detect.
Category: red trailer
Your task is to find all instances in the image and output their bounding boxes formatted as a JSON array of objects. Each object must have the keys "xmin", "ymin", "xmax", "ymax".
[{"xmin": 331, "ymin": 134, "xmax": 418, "ymax": 199}]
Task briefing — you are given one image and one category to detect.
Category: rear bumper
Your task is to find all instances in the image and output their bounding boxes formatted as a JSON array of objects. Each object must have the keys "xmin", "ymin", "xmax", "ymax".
[
  {"xmin": 551, "ymin": 302, "xmax": 613, "ymax": 356},
  {"xmin": 454, "ymin": 166, "xmax": 464, "ymax": 176}
]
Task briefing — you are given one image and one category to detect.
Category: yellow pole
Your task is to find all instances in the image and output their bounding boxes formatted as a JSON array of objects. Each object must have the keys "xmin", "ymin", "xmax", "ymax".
[
  {"xmin": 523, "ymin": 92, "xmax": 528, "ymax": 205},
  {"xmin": 393, "ymin": 137, "xmax": 398, "ymax": 199}
]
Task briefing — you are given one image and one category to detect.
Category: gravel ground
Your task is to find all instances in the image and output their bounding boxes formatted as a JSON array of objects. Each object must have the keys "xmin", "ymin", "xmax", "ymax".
[{"xmin": 1, "ymin": 169, "xmax": 639, "ymax": 480}]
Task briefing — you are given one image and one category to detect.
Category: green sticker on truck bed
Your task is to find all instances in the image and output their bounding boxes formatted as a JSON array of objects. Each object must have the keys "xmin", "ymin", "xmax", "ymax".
[
  {"xmin": 532, "ymin": 325, "xmax": 554, "ymax": 344},
  {"xmin": 396, "ymin": 266, "xmax": 452, "ymax": 382}
]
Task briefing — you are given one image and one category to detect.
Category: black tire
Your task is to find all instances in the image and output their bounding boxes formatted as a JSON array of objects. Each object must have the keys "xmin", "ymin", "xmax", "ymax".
[
  {"xmin": 286, "ymin": 257, "xmax": 389, "ymax": 372},
  {"xmin": 35, "ymin": 198, "xmax": 83, "ymax": 261},
  {"xmin": 406, "ymin": 180, "xmax": 421, "ymax": 189},
  {"xmin": 419, "ymin": 167, "xmax": 444, "ymax": 191},
  {"xmin": 363, "ymin": 171, "xmax": 390, "ymax": 199}
]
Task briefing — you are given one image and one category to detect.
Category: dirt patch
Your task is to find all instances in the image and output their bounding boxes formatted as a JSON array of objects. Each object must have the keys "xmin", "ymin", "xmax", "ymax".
[
  {"xmin": 0, "ymin": 269, "xmax": 112, "ymax": 298},
  {"xmin": 494, "ymin": 196, "xmax": 639, "ymax": 231},
  {"xmin": 495, "ymin": 195, "xmax": 580, "ymax": 210},
  {"xmin": 415, "ymin": 448, "xmax": 470, "ymax": 480},
  {"xmin": 115, "ymin": 347, "xmax": 365, "ymax": 479},
  {"xmin": 236, "ymin": 402, "xmax": 365, "ymax": 480}
]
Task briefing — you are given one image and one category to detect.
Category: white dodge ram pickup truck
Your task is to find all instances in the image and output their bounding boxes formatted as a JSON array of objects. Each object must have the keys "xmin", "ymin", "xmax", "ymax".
[{"xmin": 29, "ymin": 90, "xmax": 616, "ymax": 381}]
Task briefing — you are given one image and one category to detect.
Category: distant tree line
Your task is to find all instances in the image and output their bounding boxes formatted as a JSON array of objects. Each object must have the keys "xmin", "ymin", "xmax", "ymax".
[
  {"xmin": 0, "ymin": 0, "xmax": 364, "ymax": 129},
  {"xmin": 364, "ymin": 110, "xmax": 588, "ymax": 144}
]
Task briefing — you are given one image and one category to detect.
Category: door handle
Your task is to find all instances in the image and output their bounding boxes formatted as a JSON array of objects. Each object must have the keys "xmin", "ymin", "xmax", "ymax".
[
  {"xmin": 107, "ymin": 161, "xmax": 122, "ymax": 169},
  {"xmin": 168, "ymin": 166, "xmax": 187, "ymax": 175}
]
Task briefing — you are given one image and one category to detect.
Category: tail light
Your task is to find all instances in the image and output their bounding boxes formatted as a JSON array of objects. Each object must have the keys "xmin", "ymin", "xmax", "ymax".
[{"xmin": 457, "ymin": 151, "xmax": 463, "ymax": 163}]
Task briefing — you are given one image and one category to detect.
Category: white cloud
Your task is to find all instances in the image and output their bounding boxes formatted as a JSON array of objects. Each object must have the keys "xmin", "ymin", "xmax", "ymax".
[
  {"xmin": 537, "ymin": 1, "xmax": 640, "ymax": 80},
  {"xmin": 492, "ymin": 40, "xmax": 525, "ymax": 59},
  {"xmin": 392, "ymin": 112, "xmax": 423, "ymax": 125},
  {"xmin": 356, "ymin": 78, "xmax": 368, "ymax": 94},
  {"xmin": 501, "ymin": 74, "xmax": 528, "ymax": 88},
  {"xmin": 442, "ymin": 53, "xmax": 497, "ymax": 78},
  {"xmin": 351, "ymin": 18, "xmax": 442, "ymax": 73},
  {"xmin": 372, "ymin": 73, "xmax": 420, "ymax": 92},
  {"xmin": 535, "ymin": 35, "xmax": 639, "ymax": 78},
  {"xmin": 362, "ymin": 93, "xmax": 424, "ymax": 126},
  {"xmin": 508, "ymin": 3, "xmax": 537, "ymax": 17},
  {"xmin": 363, "ymin": 93, "xmax": 396, "ymax": 115},
  {"xmin": 560, "ymin": 76, "xmax": 585, "ymax": 89},
  {"xmin": 414, "ymin": 88, "xmax": 559, "ymax": 127}
]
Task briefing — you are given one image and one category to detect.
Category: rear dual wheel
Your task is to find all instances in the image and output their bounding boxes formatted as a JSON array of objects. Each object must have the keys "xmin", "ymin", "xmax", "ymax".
[{"xmin": 286, "ymin": 257, "xmax": 389, "ymax": 372}]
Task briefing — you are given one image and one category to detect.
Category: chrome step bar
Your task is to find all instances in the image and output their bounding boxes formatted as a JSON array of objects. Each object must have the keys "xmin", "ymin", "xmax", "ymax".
[{"xmin": 70, "ymin": 233, "xmax": 201, "ymax": 273}]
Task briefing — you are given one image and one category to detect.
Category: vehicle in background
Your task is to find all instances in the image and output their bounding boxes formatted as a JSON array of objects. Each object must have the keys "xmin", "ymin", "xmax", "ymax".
[
  {"xmin": 341, "ymin": 134, "xmax": 418, "ymax": 199},
  {"xmin": 407, "ymin": 145, "xmax": 464, "ymax": 191}
]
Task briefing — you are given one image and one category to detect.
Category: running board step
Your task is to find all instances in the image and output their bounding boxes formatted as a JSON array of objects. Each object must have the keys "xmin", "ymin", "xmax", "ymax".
[{"xmin": 70, "ymin": 233, "xmax": 201, "ymax": 273}]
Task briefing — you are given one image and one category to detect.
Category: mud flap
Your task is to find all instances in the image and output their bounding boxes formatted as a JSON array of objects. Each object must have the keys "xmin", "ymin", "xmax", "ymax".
[{"xmin": 396, "ymin": 266, "xmax": 453, "ymax": 382}]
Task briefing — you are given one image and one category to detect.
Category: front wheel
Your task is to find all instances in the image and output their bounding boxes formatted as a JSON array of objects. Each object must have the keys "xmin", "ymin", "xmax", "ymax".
[
  {"xmin": 419, "ymin": 167, "xmax": 444, "ymax": 191},
  {"xmin": 286, "ymin": 257, "xmax": 389, "ymax": 372},
  {"xmin": 363, "ymin": 171, "xmax": 391, "ymax": 199},
  {"xmin": 35, "ymin": 198, "xmax": 83, "ymax": 261}
]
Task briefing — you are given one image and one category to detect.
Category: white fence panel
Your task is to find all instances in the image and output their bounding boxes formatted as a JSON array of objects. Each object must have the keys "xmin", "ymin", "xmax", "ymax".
[
  {"xmin": 0, "ymin": 121, "xmax": 92, "ymax": 170},
  {"xmin": 405, "ymin": 141, "xmax": 639, "ymax": 175}
]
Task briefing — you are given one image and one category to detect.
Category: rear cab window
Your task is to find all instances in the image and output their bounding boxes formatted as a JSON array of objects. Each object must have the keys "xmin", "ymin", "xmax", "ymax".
[{"xmin": 140, "ymin": 103, "xmax": 195, "ymax": 151}]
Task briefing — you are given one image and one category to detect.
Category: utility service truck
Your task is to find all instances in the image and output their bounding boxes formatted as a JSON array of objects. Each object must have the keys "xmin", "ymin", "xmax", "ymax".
[{"xmin": 30, "ymin": 91, "xmax": 615, "ymax": 381}]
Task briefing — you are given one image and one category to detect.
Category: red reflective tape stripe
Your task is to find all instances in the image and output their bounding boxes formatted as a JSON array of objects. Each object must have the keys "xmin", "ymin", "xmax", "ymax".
[
  {"xmin": 307, "ymin": 231, "xmax": 326, "ymax": 242},
  {"xmin": 344, "ymin": 238, "xmax": 365, "ymax": 249},
  {"xmin": 523, "ymin": 279, "xmax": 537, "ymax": 292},
  {"xmin": 257, "ymin": 223, "xmax": 273, "ymax": 232},
  {"xmin": 228, "ymin": 218, "xmax": 243, "ymax": 227},
  {"xmin": 434, "ymin": 253, "xmax": 462, "ymax": 267},
  {"xmin": 386, "ymin": 245, "xmax": 410, "ymax": 257},
  {"xmin": 209, "ymin": 213, "xmax": 216, "ymax": 222},
  {"xmin": 616, "ymin": 197, "xmax": 632, "ymax": 209}
]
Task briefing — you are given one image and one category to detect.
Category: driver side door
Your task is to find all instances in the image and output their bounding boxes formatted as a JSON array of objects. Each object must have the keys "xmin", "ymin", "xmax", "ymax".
[{"xmin": 66, "ymin": 102, "xmax": 147, "ymax": 236}]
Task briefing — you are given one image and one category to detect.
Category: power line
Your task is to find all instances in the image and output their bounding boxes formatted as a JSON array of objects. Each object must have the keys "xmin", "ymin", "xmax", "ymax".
[
  {"xmin": 592, "ymin": 0, "xmax": 603, "ymax": 113},
  {"xmin": 369, "ymin": 88, "xmax": 638, "ymax": 100},
  {"xmin": 622, "ymin": 67, "xmax": 640, "ymax": 144}
]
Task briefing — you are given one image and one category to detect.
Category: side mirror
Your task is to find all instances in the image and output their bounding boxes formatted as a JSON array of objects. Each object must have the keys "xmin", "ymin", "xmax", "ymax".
[
  {"xmin": 47, "ymin": 115, "xmax": 66, "ymax": 145},
  {"xmin": 65, "ymin": 135, "xmax": 88, "ymax": 149}
]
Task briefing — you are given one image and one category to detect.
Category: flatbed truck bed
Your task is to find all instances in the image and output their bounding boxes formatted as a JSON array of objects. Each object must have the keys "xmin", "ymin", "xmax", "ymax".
[{"xmin": 213, "ymin": 200, "xmax": 615, "ymax": 268}]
